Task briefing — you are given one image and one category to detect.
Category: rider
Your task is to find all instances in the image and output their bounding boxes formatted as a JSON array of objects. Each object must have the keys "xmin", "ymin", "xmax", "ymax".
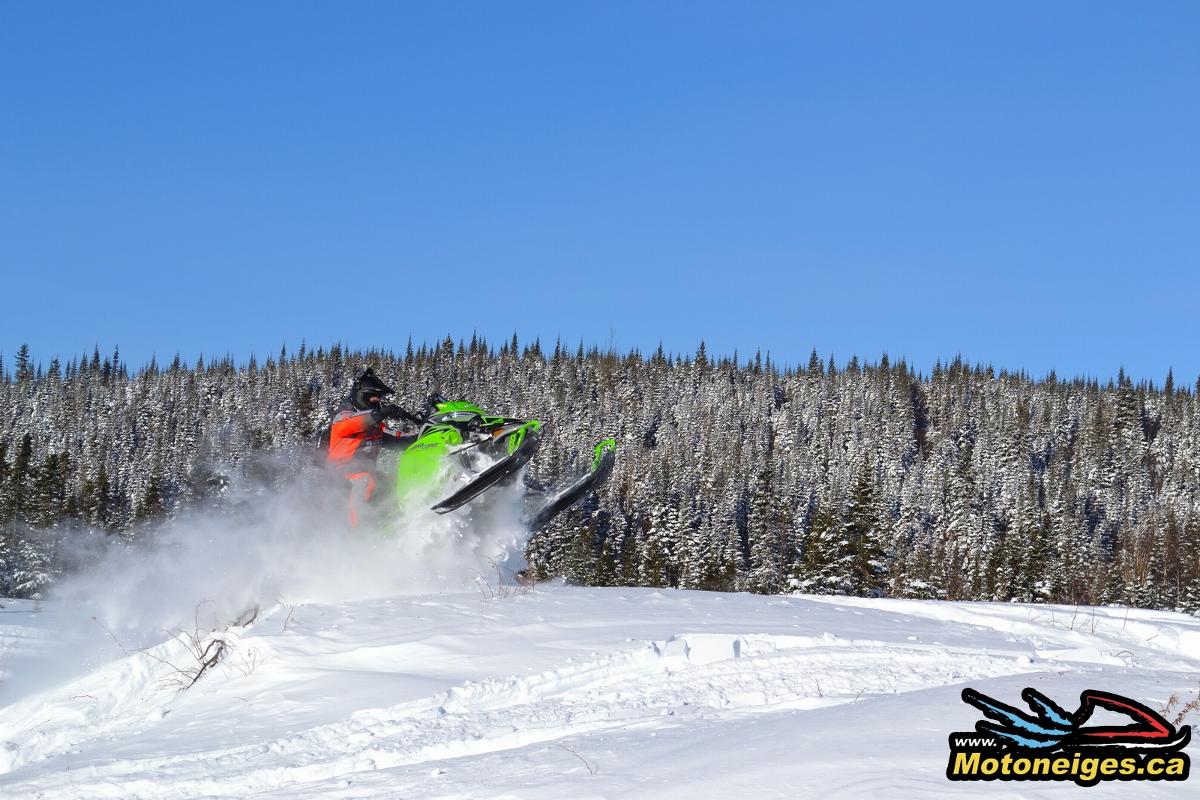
[{"xmin": 327, "ymin": 368, "xmax": 421, "ymax": 527}]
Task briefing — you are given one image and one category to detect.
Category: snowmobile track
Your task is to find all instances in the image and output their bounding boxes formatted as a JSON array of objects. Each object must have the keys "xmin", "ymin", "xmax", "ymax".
[{"xmin": 1, "ymin": 632, "xmax": 1038, "ymax": 799}]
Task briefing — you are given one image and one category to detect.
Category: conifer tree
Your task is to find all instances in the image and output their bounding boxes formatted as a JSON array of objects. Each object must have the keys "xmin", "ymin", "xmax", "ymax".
[
  {"xmin": 14, "ymin": 344, "xmax": 32, "ymax": 383},
  {"xmin": 843, "ymin": 461, "xmax": 886, "ymax": 595},
  {"xmin": 746, "ymin": 466, "xmax": 787, "ymax": 593},
  {"xmin": 9, "ymin": 434, "xmax": 34, "ymax": 524}
]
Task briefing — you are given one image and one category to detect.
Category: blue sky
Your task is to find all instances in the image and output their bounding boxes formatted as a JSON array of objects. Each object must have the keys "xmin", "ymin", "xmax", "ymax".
[{"xmin": 1, "ymin": 2, "xmax": 1197, "ymax": 383}]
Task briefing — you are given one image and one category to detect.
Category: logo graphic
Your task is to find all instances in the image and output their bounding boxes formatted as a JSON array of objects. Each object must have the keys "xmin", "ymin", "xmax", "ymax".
[{"xmin": 947, "ymin": 687, "xmax": 1191, "ymax": 786}]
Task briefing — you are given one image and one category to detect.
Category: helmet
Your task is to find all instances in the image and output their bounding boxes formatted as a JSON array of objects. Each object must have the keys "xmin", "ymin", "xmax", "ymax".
[{"xmin": 349, "ymin": 367, "xmax": 394, "ymax": 410}]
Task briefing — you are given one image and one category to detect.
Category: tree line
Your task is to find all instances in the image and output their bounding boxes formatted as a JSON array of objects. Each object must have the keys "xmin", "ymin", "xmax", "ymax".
[{"xmin": 1, "ymin": 338, "xmax": 1198, "ymax": 613}]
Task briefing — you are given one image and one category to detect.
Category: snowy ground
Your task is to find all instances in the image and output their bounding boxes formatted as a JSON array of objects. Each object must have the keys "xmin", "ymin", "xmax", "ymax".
[{"xmin": 1, "ymin": 585, "xmax": 1198, "ymax": 799}]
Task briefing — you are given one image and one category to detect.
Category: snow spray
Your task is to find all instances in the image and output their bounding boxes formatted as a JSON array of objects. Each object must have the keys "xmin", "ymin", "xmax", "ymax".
[{"xmin": 0, "ymin": 452, "xmax": 531, "ymax": 701}]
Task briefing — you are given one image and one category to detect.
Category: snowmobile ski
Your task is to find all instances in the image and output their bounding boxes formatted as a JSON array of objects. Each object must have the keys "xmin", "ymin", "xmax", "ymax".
[
  {"xmin": 524, "ymin": 439, "xmax": 616, "ymax": 531},
  {"xmin": 430, "ymin": 430, "xmax": 542, "ymax": 514}
]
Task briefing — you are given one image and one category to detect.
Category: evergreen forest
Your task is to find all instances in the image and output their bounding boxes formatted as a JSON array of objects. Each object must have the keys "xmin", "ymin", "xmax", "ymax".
[{"xmin": 2, "ymin": 338, "xmax": 1198, "ymax": 613}]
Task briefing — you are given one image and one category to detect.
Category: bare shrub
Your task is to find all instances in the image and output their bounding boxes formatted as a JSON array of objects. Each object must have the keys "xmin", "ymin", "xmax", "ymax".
[
  {"xmin": 1162, "ymin": 684, "xmax": 1200, "ymax": 728},
  {"xmin": 95, "ymin": 602, "xmax": 260, "ymax": 692},
  {"xmin": 474, "ymin": 558, "xmax": 533, "ymax": 600}
]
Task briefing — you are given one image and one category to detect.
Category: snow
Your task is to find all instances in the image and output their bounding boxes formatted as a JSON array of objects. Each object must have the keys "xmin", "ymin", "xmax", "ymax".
[{"xmin": 1, "ymin": 587, "xmax": 1198, "ymax": 799}]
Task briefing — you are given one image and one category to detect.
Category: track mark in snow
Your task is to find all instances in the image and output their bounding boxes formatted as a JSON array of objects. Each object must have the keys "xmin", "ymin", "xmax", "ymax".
[{"xmin": 1, "ymin": 632, "xmax": 1038, "ymax": 799}]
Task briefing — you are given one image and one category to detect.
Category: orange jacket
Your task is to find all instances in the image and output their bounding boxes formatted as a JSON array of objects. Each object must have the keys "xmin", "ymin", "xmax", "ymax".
[{"xmin": 327, "ymin": 402, "xmax": 411, "ymax": 470}]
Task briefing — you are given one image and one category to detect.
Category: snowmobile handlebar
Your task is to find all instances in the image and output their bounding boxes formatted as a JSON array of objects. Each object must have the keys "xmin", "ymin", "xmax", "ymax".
[
  {"xmin": 420, "ymin": 391, "xmax": 449, "ymax": 419},
  {"xmin": 376, "ymin": 403, "xmax": 424, "ymax": 426}
]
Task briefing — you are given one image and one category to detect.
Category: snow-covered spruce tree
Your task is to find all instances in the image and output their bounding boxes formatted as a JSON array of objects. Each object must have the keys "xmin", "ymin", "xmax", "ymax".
[
  {"xmin": 842, "ymin": 461, "xmax": 887, "ymax": 597},
  {"xmin": 744, "ymin": 465, "xmax": 788, "ymax": 594},
  {"xmin": 1181, "ymin": 575, "xmax": 1200, "ymax": 616},
  {"xmin": 790, "ymin": 499, "xmax": 836, "ymax": 594}
]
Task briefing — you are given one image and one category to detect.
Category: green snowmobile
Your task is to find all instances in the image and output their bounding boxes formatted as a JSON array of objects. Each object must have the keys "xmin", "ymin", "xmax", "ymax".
[{"xmin": 394, "ymin": 392, "xmax": 616, "ymax": 531}]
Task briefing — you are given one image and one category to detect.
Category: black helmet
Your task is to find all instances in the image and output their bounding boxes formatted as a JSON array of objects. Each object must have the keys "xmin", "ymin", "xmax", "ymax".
[{"xmin": 349, "ymin": 367, "xmax": 394, "ymax": 410}]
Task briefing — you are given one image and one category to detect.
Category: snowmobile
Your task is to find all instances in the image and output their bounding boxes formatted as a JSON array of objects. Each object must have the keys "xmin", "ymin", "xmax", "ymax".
[{"xmin": 393, "ymin": 392, "xmax": 616, "ymax": 531}]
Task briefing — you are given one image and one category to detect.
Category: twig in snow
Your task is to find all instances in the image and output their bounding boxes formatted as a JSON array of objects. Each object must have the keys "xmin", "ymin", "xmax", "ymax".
[
  {"xmin": 91, "ymin": 616, "xmax": 134, "ymax": 657},
  {"xmin": 559, "ymin": 743, "xmax": 598, "ymax": 775},
  {"xmin": 280, "ymin": 597, "xmax": 302, "ymax": 631}
]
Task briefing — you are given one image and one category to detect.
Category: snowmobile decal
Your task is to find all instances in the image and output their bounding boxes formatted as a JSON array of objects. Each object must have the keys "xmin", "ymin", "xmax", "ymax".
[{"xmin": 592, "ymin": 438, "xmax": 616, "ymax": 471}]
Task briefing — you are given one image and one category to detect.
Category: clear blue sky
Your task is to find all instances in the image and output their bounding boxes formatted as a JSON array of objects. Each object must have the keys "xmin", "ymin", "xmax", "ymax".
[{"xmin": 2, "ymin": 2, "xmax": 1197, "ymax": 383}]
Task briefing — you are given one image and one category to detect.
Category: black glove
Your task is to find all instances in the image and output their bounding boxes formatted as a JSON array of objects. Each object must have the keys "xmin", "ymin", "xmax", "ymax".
[
  {"xmin": 379, "ymin": 403, "xmax": 421, "ymax": 425},
  {"xmin": 371, "ymin": 403, "xmax": 397, "ymax": 424}
]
